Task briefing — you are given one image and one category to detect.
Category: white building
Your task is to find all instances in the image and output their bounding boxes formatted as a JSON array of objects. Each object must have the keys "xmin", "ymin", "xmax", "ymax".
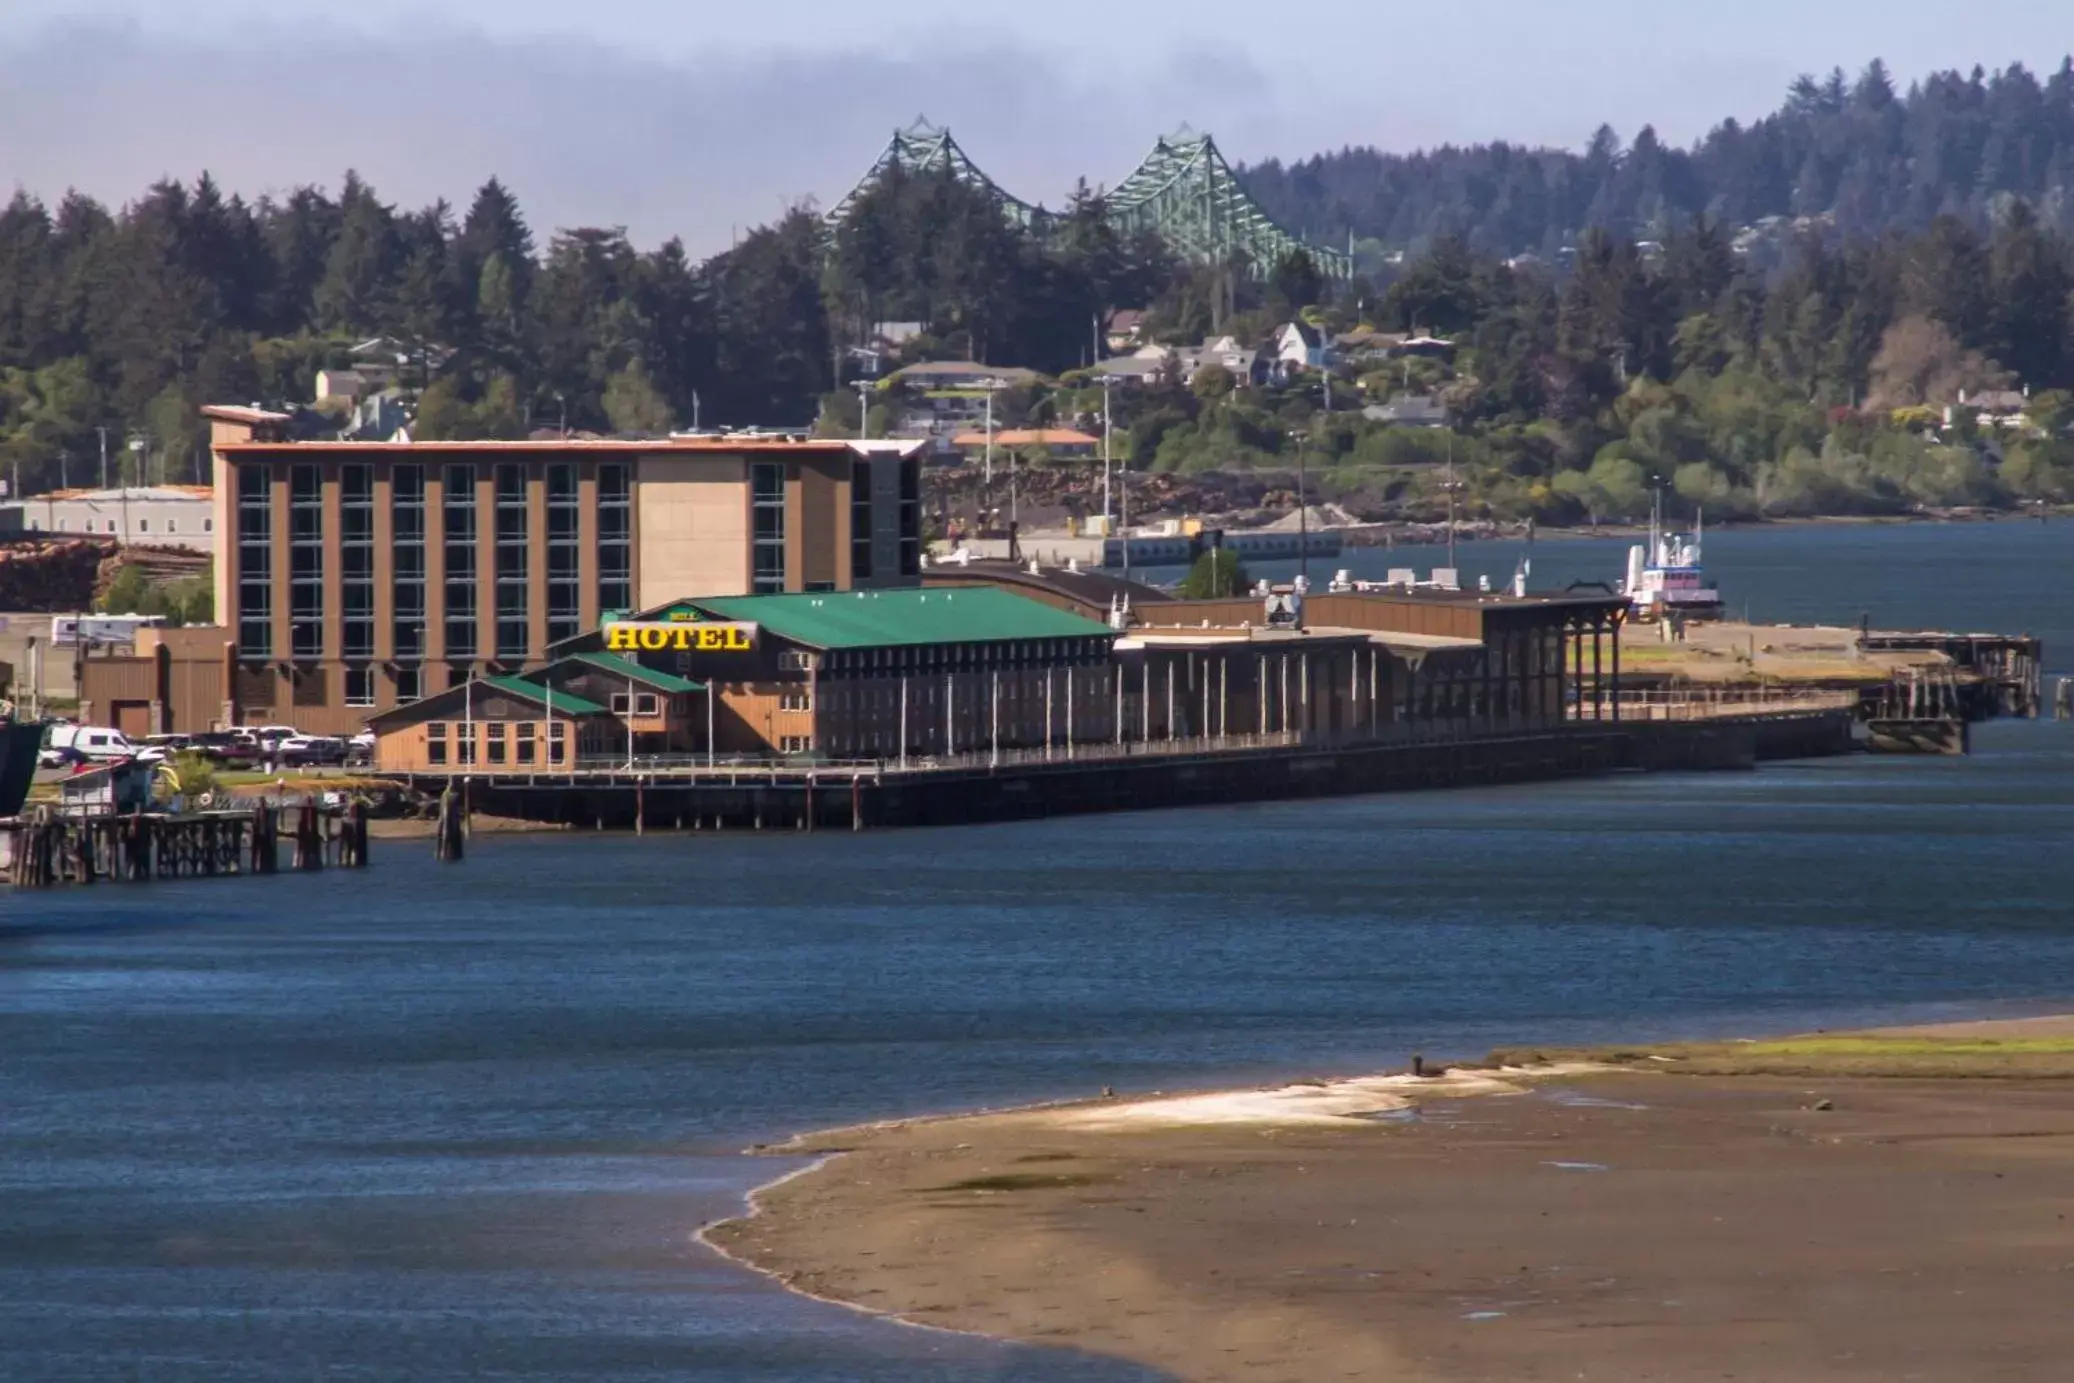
[{"xmin": 1, "ymin": 486, "xmax": 217, "ymax": 551}]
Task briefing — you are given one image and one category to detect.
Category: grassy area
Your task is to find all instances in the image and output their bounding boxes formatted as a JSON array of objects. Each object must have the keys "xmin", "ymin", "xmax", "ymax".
[{"xmin": 1491, "ymin": 1034, "xmax": 2074, "ymax": 1079}]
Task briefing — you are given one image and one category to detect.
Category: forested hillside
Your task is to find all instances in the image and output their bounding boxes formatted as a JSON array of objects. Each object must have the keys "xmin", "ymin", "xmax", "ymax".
[
  {"xmin": 1242, "ymin": 60, "xmax": 2074, "ymax": 256},
  {"xmin": 3, "ymin": 55, "xmax": 2073, "ymax": 524}
]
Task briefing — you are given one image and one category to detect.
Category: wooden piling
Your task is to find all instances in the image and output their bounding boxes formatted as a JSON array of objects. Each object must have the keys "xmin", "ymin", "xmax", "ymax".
[{"xmin": 434, "ymin": 786, "xmax": 465, "ymax": 862}]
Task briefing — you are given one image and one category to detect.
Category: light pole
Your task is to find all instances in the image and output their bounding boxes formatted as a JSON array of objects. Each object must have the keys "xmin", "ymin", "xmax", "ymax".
[
  {"xmin": 1293, "ymin": 429, "xmax": 1310, "ymax": 590},
  {"xmin": 1099, "ymin": 374, "xmax": 1116, "ymax": 525},
  {"xmin": 854, "ymin": 380, "xmax": 872, "ymax": 440}
]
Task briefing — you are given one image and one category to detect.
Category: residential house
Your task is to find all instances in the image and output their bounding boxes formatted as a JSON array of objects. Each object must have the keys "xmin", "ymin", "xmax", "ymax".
[
  {"xmin": 1333, "ymin": 327, "xmax": 1407, "ymax": 367},
  {"xmin": 1173, "ymin": 336, "xmax": 1266, "ymax": 387},
  {"xmin": 1103, "ymin": 309, "xmax": 1148, "ymax": 353},
  {"xmin": 1273, "ymin": 321, "xmax": 1331, "ymax": 380},
  {"xmin": 1089, "ymin": 350, "xmax": 1175, "ymax": 387},
  {"xmin": 1946, "ymin": 387, "xmax": 2032, "ymax": 432},
  {"xmin": 1363, "ymin": 394, "xmax": 1451, "ymax": 429}
]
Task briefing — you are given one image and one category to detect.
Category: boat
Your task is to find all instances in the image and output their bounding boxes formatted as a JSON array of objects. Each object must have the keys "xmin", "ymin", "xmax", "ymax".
[
  {"xmin": 0, "ymin": 719, "xmax": 44, "ymax": 818},
  {"xmin": 1623, "ymin": 499, "xmax": 1724, "ymax": 623}
]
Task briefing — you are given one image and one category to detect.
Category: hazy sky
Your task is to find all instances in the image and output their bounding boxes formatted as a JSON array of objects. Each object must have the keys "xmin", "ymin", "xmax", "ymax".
[{"xmin": 4, "ymin": 2, "xmax": 2069, "ymax": 253}]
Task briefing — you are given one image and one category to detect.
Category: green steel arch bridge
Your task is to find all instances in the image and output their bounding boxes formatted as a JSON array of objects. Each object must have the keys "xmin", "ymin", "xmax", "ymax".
[{"xmin": 828, "ymin": 118, "xmax": 1353, "ymax": 283}]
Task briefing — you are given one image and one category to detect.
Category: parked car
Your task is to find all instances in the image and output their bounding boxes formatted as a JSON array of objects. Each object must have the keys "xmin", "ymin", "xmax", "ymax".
[
  {"xmin": 277, "ymin": 734, "xmax": 349, "ymax": 767},
  {"xmin": 38, "ymin": 744, "xmax": 89, "ymax": 770},
  {"xmin": 184, "ymin": 732, "xmax": 259, "ymax": 769},
  {"xmin": 347, "ymin": 730, "xmax": 376, "ymax": 766},
  {"xmin": 45, "ymin": 724, "xmax": 141, "ymax": 762}
]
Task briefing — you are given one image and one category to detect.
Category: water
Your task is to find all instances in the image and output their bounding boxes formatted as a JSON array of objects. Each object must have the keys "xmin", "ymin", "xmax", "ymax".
[{"xmin": 3, "ymin": 522, "xmax": 2071, "ymax": 1380}]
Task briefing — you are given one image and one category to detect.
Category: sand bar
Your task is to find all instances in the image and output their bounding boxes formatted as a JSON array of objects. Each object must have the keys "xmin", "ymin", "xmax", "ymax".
[{"xmin": 706, "ymin": 1018, "xmax": 2074, "ymax": 1381}]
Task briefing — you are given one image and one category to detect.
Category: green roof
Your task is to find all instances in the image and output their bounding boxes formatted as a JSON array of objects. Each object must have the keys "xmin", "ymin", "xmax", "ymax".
[
  {"xmin": 483, "ymin": 675, "xmax": 608, "ymax": 716},
  {"xmin": 687, "ymin": 588, "xmax": 1115, "ymax": 650},
  {"xmin": 556, "ymin": 650, "xmax": 705, "ymax": 693}
]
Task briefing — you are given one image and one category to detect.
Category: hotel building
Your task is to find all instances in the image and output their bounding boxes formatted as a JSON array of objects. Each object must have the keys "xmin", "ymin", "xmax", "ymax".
[{"xmin": 80, "ymin": 408, "xmax": 925, "ymax": 736}]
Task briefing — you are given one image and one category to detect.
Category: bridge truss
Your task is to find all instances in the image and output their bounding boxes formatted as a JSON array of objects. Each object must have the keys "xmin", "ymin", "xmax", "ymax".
[
  {"xmin": 828, "ymin": 119, "xmax": 1351, "ymax": 283},
  {"xmin": 826, "ymin": 118, "xmax": 1048, "ymax": 233}
]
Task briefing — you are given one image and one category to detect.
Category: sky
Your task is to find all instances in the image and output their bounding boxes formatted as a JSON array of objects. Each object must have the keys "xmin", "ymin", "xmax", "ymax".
[{"xmin": 3, "ymin": 1, "xmax": 2070, "ymax": 254}]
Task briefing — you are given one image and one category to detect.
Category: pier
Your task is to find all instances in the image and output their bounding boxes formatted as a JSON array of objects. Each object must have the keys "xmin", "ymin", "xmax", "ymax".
[
  {"xmin": 1, "ymin": 800, "xmax": 370, "ymax": 888},
  {"xmin": 396, "ymin": 707, "xmax": 1857, "ymax": 833}
]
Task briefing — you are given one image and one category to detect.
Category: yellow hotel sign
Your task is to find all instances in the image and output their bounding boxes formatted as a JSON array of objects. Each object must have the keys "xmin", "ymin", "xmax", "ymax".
[{"xmin": 604, "ymin": 621, "xmax": 757, "ymax": 652}]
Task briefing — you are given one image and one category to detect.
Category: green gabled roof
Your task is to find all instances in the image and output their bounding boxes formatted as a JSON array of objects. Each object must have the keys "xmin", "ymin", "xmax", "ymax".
[
  {"xmin": 483, "ymin": 675, "xmax": 609, "ymax": 716},
  {"xmin": 687, "ymin": 588, "xmax": 1115, "ymax": 650},
  {"xmin": 556, "ymin": 650, "xmax": 705, "ymax": 693}
]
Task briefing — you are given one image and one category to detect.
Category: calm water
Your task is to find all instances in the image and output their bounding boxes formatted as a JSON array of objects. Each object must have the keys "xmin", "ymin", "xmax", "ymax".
[{"xmin": 3, "ymin": 522, "xmax": 2071, "ymax": 1381}]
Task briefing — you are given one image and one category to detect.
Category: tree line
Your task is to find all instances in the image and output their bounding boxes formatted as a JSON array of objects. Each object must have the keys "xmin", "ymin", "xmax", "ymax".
[
  {"xmin": 1243, "ymin": 58, "xmax": 2074, "ymax": 259},
  {"xmin": 0, "ymin": 173, "xmax": 840, "ymax": 494}
]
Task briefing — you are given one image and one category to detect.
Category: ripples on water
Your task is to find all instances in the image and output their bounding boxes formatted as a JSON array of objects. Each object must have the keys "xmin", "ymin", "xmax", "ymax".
[{"xmin": 2, "ymin": 523, "xmax": 2070, "ymax": 1379}]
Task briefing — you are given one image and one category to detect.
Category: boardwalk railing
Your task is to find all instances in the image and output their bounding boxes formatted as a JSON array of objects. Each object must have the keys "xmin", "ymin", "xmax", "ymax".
[{"xmin": 1576, "ymin": 688, "xmax": 1858, "ymax": 722}]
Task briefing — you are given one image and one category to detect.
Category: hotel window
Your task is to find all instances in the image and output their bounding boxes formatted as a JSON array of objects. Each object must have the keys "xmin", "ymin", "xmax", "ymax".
[
  {"xmin": 597, "ymin": 462, "xmax": 632, "ymax": 614},
  {"xmin": 427, "ymin": 722, "xmax": 448, "ymax": 765},
  {"xmin": 851, "ymin": 464, "xmax": 874, "ymax": 580},
  {"xmin": 443, "ymin": 463, "xmax": 478, "ymax": 657},
  {"xmin": 235, "ymin": 463, "xmax": 272, "ymax": 656},
  {"xmin": 344, "ymin": 666, "xmax": 375, "ymax": 707},
  {"xmin": 897, "ymin": 457, "xmax": 921, "ymax": 577},
  {"xmin": 549, "ymin": 721, "xmax": 568, "ymax": 765},
  {"xmin": 609, "ymin": 691, "xmax": 662, "ymax": 717},
  {"xmin": 779, "ymin": 688, "xmax": 813, "ymax": 712},
  {"xmin": 516, "ymin": 722, "xmax": 538, "ymax": 765},
  {"xmin": 780, "ymin": 735, "xmax": 813, "ymax": 753},
  {"xmin": 393, "ymin": 665, "xmax": 421, "ymax": 703},
  {"xmin": 546, "ymin": 462, "xmax": 580, "ymax": 644},
  {"xmin": 138, "ymin": 519, "xmax": 149, "ymax": 533},
  {"xmin": 341, "ymin": 463, "xmax": 375, "ymax": 658},
  {"xmin": 392, "ymin": 463, "xmax": 425, "ymax": 657},
  {"xmin": 457, "ymin": 726, "xmax": 477, "ymax": 766},
  {"xmin": 751, "ymin": 461, "xmax": 785, "ymax": 593},
  {"xmin": 289, "ymin": 463, "xmax": 324, "ymax": 657},
  {"xmin": 494, "ymin": 463, "xmax": 530, "ymax": 658},
  {"xmin": 486, "ymin": 722, "xmax": 508, "ymax": 765}
]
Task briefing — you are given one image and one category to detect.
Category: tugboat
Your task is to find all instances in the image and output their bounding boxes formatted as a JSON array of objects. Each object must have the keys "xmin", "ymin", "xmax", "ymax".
[{"xmin": 1623, "ymin": 497, "xmax": 1724, "ymax": 623}]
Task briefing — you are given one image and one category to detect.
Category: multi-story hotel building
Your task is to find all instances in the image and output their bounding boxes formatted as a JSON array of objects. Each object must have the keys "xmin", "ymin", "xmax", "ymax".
[{"xmin": 194, "ymin": 406, "xmax": 926, "ymax": 734}]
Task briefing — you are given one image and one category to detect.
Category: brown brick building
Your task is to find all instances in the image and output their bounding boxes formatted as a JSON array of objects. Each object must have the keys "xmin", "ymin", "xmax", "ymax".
[{"xmin": 90, "ymin": 409, "xmax": 925, "ymax": 735}]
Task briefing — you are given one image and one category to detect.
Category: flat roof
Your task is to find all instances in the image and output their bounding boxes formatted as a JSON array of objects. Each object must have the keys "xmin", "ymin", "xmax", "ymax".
[
  {"xmin": 682, "ymin": 588, "xmax": 1116, "ymax": 649},
  {"xmin": 216, "ymin": 437, "xmax": 929, "ymax": 457}
]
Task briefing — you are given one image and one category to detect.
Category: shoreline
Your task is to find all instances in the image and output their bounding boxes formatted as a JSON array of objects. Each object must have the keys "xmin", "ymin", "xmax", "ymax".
[{"xmin": 704, "ymin": 1013, "xmax": 2074, "ymax": 1382}]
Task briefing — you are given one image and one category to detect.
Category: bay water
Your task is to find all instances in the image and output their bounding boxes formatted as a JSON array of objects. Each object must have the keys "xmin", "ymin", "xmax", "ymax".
[{"xmin": 3, "ymin": 520, "xmax": 2070, "ymax": 1380}]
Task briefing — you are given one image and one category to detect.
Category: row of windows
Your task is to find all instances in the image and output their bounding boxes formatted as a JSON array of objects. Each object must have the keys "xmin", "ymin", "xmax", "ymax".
[
  {"xmin": 237, "ymin": 463, "xmax": 273, "ymax": 656},
  {"xmin": 425, "ymin": 720, "xmax": 570, "ymax": 767},
  {"xmin": 821, "ymin": 639, "xmax": 1102, "ymax": 675},
  {"xmin": 35, "ymin": 516, "xmax": 213, "ymax": 534}
]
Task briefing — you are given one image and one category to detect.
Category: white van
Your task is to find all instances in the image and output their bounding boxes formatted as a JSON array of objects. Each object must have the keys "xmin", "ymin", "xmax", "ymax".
[{"xmin": 46, "ymin": 724, "xmax": 140, "ymax": 762}]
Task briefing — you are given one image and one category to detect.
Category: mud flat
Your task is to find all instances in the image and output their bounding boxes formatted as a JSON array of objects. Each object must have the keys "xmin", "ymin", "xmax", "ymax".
[{"xmin": 706, "ymin": 1022, "xmax": 2074, "ymax": 1382}]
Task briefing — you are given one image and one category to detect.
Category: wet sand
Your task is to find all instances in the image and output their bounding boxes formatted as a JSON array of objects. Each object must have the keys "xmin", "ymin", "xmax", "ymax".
[{"xmin": 706, "ymin": 1028, "xmax": 2074, "ymax": 1381}]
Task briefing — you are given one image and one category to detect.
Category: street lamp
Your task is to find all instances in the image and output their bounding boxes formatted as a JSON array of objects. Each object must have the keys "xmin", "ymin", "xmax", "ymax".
[
  {"xmin": 855, "ymin": 380, "xmax": 872, "ymax": 440},
  {"xmin": 1099, "ymin": 374, "xmax": 1116, "ymax": 525}
]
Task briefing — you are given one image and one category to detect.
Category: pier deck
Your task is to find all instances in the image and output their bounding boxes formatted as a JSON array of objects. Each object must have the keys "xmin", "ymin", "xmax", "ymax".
[{"xmin": 399, "ymin": 709, "xmax": 1857, "ymax": 833}]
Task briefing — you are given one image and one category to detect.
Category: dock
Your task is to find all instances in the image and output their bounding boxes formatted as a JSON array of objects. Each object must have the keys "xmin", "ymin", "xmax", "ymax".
[
  {"xmin": 397, "ymin": 707, "xmax": 1858, "ymax": 834},
  {"xmin": 1, "ymin": 799, "xmax": 371, "ymax": 888}
]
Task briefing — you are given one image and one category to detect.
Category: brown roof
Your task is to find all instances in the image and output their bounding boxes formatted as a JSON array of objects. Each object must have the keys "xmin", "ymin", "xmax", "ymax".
[
  {"xmin": 217, "ymin": 437, "xmax": 926, "ymax": 456},
  {"xmin": 949, "ymin": 429, "xmax": 1099, "ymax": 448}
]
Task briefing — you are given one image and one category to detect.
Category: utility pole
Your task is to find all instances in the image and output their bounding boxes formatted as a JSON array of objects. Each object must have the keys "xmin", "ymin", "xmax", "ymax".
[
  {"xmin": 1443, "ymin": 432, "xmax": 1460, "ymax": 574},
  {"xmin": 1294, "ymin": 429, "xmax": 1310, "ymax": 590},
  {"xmin": 854, "ymin": 379, "xmax": 872, "ymax": 440},
  {"xmin": 97, "ymin": 426, "xmax": 108, "ymax": 490},
  {"xmin": 1099, "ymin": 374, "xmax": 1116, "ymax": 525}
]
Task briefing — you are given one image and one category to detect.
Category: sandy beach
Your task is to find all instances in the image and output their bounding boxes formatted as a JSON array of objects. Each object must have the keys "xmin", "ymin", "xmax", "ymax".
[{"xmin": 706, "ymin": 1017, "xmax": 2074, "ymax": 1381}]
